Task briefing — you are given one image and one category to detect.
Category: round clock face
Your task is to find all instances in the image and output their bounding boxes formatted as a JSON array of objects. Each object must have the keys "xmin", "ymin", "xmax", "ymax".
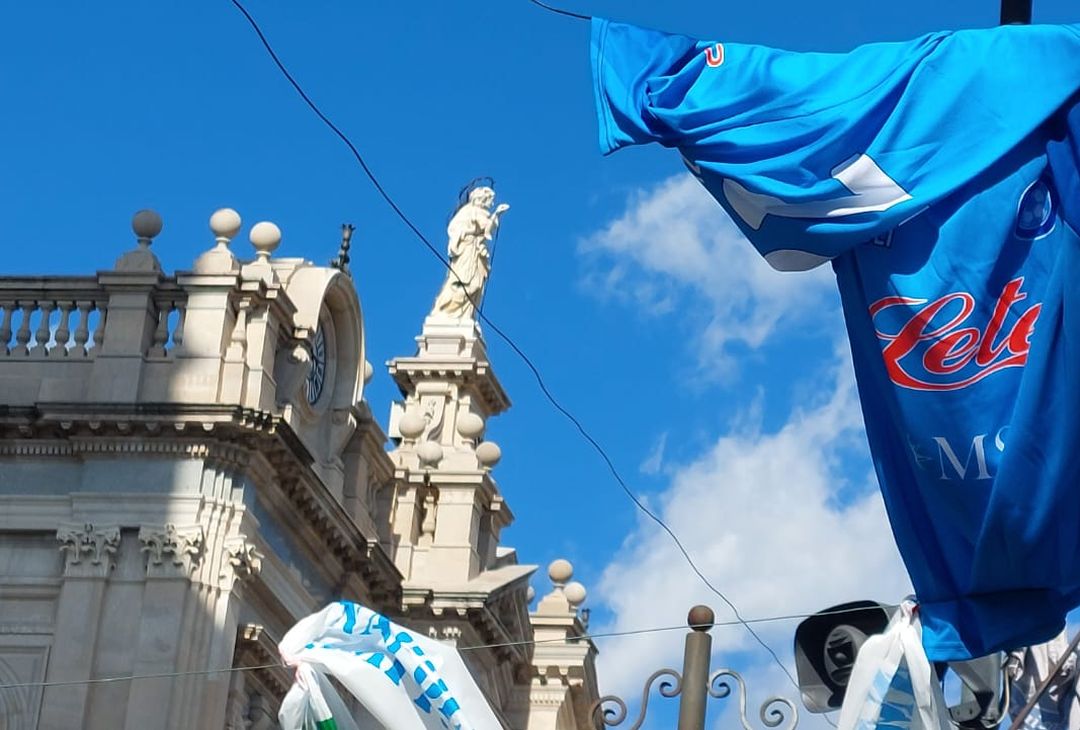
[{"xmin": 305, "ymin": 326, "xmax": 327, "ymax": 405}]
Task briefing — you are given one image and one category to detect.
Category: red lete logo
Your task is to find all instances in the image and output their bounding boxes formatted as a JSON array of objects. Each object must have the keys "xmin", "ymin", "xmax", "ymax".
[
  {"xmin": 704, "ymin": 43, "xmax": 725, "ymax": 68},
  {"xmin": 870, "ymin": 278, "xmax": 1041, "ymax": 392}
]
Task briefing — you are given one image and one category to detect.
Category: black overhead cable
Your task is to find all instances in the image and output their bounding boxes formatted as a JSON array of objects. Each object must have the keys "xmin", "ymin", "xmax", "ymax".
[
  {"xmin": 525, "ymin": 0, "xmax": 592, "ymax": 21},
  {"xmin": 0, "ymin": 604, "xmax": 904, "ymax": 691},
  {"xmin": 226, "ymin": 0, "xmax": 802, "ymax": 690}
]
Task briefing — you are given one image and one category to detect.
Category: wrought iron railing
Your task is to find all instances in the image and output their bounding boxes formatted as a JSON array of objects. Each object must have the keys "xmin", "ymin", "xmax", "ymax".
[{"xmin": 590, "ymin": 606, "xmax": 800, "ymax": 730}]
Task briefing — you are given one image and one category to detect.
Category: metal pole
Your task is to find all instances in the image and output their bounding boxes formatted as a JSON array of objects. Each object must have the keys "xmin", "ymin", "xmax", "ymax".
[
  {"xmin": 1000, "ymin": 0, "xmax": 1032, "ymax": 24},
  {"xmin": 678, "ymin": 605, "xmax": 715, "ymax": 730},
  {"xmin": 1007, "ymin": 631, "xmax": 1080, "ymax": 730}
]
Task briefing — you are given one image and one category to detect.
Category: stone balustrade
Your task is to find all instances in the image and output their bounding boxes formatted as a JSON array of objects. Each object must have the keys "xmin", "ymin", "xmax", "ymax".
[
  {"xmin": 0, "ymin": 209, "xmax": 304, "ymax": 410},
  {"xmin": 0, "ymin": 281, "xmax": 109, "ymax": 359},
  {"xmin": 0, "ymin": 275, "xmax": 199, "ymax": 406},
  {"xmin": 148, "ymin": 287, "xmax": 187, "ymax": 358},
  {"xmin": 0, "ymin": 207, "xmax": 374, "ymax": 486}
]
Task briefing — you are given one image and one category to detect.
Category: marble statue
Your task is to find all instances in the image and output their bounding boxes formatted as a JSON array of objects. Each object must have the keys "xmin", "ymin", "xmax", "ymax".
[{"xmin": 431, "ymin": 187, "xmax": 509, "ymax": 320}]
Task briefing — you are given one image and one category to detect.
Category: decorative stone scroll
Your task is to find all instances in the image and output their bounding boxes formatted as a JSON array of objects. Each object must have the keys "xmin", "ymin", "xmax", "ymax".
[
  {"xmin": 221, "ymin": 536, "xmax": 264, "ymax": 588},
  {"xmin": 56, "ymin": 523, "xmax": 120, "ymax": 577},
  {"xmin": 139, "ymin": 523, "xmax": 204, "ymax": 577}
]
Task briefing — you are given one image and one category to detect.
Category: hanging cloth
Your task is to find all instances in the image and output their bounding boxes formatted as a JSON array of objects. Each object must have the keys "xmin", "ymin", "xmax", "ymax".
[
  {"xmin": 278, "ymin": 602, "xmax": 504, "ymax": 730},
  {"xmin": 590, "ymin": 17, "xmax": 1080, "ymax": 660}
]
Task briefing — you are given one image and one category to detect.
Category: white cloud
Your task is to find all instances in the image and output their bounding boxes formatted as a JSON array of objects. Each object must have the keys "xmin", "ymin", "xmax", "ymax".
[
  {"xmin": 639, "ymin": 432, "xmax": 668, "ymax": 476},
  {"xmin": 582, "ymin": 172, "xmax": 910, "ymax": 728},
  {"xmin": 581, "ymin": 174, "xmax": 837, "ymax": 372},
  {"xmin": 592, "ymin": 345, "xmax": 912, "ymax": 706}
]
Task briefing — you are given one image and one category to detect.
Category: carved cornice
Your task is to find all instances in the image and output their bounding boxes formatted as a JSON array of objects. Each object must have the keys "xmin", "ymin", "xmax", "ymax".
[
  {"xmin": 401, "ymin": 578, "xmax": 534, "ymax": 665},
  {"xmin": 427, "ymin": 624, "xmax": 463, "ymax": 643},
  {"xmin": 234, "ymin": 624, "xmax": 292, "ymax": 699},
  {"xmin": 56, "ymin": 522, "xmax": 120, "ymax": 577},
  {"xmin": 469, "ymin": 605, "xmax": 530, "ymax": 664},
  {"xmin": 139, "ymin": 523, "xmax": 204, "ymax": 577},
  {"xmin": 530, "ymin": 663, "xmax": 588, "ymax": 687},
  {"xmin": 274, "ymin": 464, "xmax": 402, "ymax": 604},
  {"xmin": 524, "ymin": 686, "xmax": 573, "ymax": 705},
  {"xmin": 0, "ymin": 438, "xmax": 252, "ymax": 465},
  {"xmin": 387, "ymin": 359, "xmax": 511, "ymax": 416},
  {"xmin": 0, "ymin": 402, "xmax": 402, "ymax": 600},
  {"xmin": 0, "ymin": 404, "xmax": 283, "ymax": 471}
]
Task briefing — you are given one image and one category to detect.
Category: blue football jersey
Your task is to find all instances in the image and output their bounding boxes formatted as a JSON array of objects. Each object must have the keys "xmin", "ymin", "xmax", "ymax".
[{"xmin": 592, "ymin": 18, "xmax": 1080, "ymax": 661}]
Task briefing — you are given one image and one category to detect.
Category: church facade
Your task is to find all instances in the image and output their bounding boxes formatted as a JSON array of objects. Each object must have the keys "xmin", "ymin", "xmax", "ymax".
[{"xmin": 0, "ymin": 203, "xmax": 598, "ymax": 729}]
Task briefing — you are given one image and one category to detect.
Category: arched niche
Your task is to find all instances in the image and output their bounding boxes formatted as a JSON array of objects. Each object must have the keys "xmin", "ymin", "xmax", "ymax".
[{"xmin": 281, "ymin": 265, "xmax": 366, "ymax": 421}]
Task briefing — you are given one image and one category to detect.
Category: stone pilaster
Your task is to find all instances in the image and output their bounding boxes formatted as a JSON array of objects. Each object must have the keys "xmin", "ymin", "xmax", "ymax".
[
  {"xmin": 121, "ymin": 524, "xmax": 206, "ymax": 730},
  {"xmin": 88, "ymin": 272, "xmax": 164, "ymax": 402},
  {"xmin": 37, "ymin": 524, "xmax": 122, "ymax": 727}
]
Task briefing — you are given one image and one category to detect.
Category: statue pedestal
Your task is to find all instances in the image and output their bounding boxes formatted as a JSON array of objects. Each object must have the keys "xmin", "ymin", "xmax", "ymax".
[
  {"xmin": 388, "ymin": 314, "xmax": 509, "ymax": 429},
  {"xmin": 417, "ymin": 315, "xmax": 487, "ymax": 360}
]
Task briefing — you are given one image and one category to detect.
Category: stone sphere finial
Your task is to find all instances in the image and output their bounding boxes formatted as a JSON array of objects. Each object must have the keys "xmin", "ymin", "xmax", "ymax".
[
  {"xmin": 117, "ymin": 209, "xmax": 163, "ymax": 273},
  {"xmin": 457, "ymin": 412, "xmax": 485, "ymax": 440},
  {"xmin": 417, "ymin": 440, "xmax": 444, "ymax": 468},
  {"xmin": 475, "ymin": 440, "xmax": 501, "ymax": 468},
  {"xmin": 548, "ymin": 558, "xmax": 573, "ymax": 586},
  {"xmin": 209, "ymin": 208, "xmax": 242, "ymax": 247},
  {"xmin": 688, "ymin": 605, "xmax": 715, "ymax": 632},
  {"xmin": 399, "ymin": 412, "xmax": 426, "ymax": 441},
  {"xmin": 132, "ymin": 209, "xmax": 163, "ymax": 245},
  {"xmin": 363, "ymin": 361, "xmax": 374, "ymax": 385},
  {"xmin": 526, "ymin": 586, "xmax": 536, "ymax": 603},
  {"xmin": 249, "ymin": 221, "xmax": 282, "ymax": 261},
  {"xmin": 564, "ymin": 581, "xmax": 587, "ymax": 607}
]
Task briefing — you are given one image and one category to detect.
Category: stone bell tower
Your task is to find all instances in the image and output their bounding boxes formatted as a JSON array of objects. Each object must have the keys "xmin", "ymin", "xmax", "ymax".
[
  {"xmin": 382, "ymin": 184, "xmax": 599, "ymax": 726},
  {"xmin": 387, "ymin": 315, "xmax": 511, "ymax": 585},
  {"xmin": 384, "ymin": 304, "xmax": 533, "ymax": 725},
  {"xmin": 385, "ymin": 182, "xmax": 516, "ymax": 593}
]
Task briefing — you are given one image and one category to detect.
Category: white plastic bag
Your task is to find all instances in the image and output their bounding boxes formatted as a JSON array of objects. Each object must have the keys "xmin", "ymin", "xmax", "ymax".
[
  {"xmin": 278, "ymin": 601, "xmax": 503, "ymax": 730},
  {"xmin": 1008, "ymin": 630, "xmax": 1080, "ymax": 730},
  {"xmin": 838, "ymin": 600, "xmax": 952, "ymax": 730},
  {"xmin": 279, "ymin": 664, "xmax": 362, "ymax": 730}
]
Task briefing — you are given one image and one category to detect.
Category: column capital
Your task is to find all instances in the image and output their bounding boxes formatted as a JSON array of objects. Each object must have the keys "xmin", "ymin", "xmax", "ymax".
[
  {"xmin": 220, "ymin": 536, "xmax": 264, "ymax": 589},
  {"xmin": 56, "ymin": 522, "xmax": 120, "ymax": 578},
  {"xmin": 139, "ymin": 523, "xmax": 205, "ymax": 578}
]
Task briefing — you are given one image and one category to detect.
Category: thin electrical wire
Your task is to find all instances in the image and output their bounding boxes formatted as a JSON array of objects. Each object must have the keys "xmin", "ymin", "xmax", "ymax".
[
  {"xmin": 0, "ymin": 604, "xmax": 901, "ymax": 691},
  {"xmin": 228, "ymin": 0, "xmax": 799, "ymax": 693},
  {"xmin": 0, "ymin": 663, "xmax": 282, "ymax": 691},
  {"xmin": 226, "ymin": 0, "xmax": 452, "ymax": 273},
  {"xmin": 525, "ymin": 0, "xmax": 592, "ymax": 21},
  {"xmin": 458, "ymin": 603, "xmax": 902, "ymax": 653}
]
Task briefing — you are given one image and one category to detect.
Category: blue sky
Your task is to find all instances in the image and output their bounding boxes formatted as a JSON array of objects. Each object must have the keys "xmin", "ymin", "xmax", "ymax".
[{"xmin": 2, "ymin": 0, "xmax": 1077, "ymax": 725}]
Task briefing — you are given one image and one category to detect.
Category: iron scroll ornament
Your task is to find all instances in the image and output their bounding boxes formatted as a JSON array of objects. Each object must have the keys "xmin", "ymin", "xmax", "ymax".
[
  {"xmin": 709, "ymin": 669, "xmax": 799, "ymax": 730},
  {"xmin": 591, "ymin": 669, "xmax": 682, "ymax": 730},
  {"xmin": 589, "ymin": 667, "xmax": 800, "ymax": 730},
  {"xmin": 305, "ymin": 325, "xmax": 327, "ymax": 405}
]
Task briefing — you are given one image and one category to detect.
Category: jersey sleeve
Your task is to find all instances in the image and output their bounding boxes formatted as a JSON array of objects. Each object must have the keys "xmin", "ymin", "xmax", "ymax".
[
  {"xmin": 592, "ymin": 19, "xmax": 1080, "ymax": 269},
  {"xmin": 1049, "ymin": 99, "xmax": 1080, "ymax": 234}
]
